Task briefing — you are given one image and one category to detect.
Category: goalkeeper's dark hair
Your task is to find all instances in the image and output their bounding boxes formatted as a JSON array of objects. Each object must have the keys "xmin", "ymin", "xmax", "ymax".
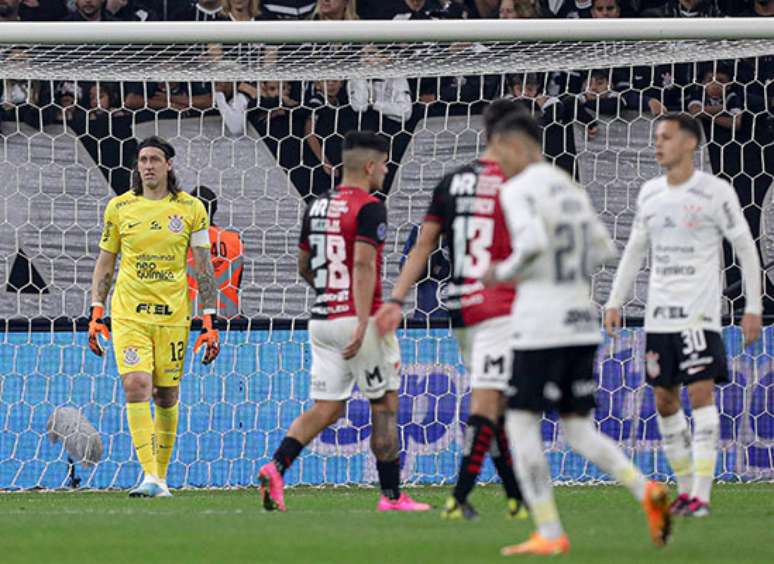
[
  {"xmin": 191, "ymin": 185, "xmax": 218, "ymax": 223},
  {"xmin": 131, "ymin": 136, "xmax": 181, "ymax": 197},
  {"xmin": 483, "ymin": 98, "xmax": 526, "ymax": 141},
  {"xmin": 342, "ymin": 131, "xmax": 390, "ymax": 155},
  {"xmin": 489, "ymin": 110, "xmax": 542, "ymax": 145},
  {"xmin": 657, "ymin": 113, "xmax": 702, "ymax": 143}
]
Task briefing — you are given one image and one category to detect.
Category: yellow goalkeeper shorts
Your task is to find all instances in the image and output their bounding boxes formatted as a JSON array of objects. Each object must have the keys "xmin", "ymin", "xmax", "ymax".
[{"xmin": 112, "ymin": 318, "xmax": 190, "ymax": 387}]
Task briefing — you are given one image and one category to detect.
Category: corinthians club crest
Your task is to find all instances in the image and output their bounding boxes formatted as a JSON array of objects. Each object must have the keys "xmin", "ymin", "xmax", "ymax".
[
  {"xmin": 123, "ymin": 347, "xmax": 141, "ymax": 367},
  {"xmin": 168, "ymin": 214, "xmax": 184, "ymax": 233},
  {"xmin": 645, "ymin": 351, "xmax": 661, "ymax": 379}
]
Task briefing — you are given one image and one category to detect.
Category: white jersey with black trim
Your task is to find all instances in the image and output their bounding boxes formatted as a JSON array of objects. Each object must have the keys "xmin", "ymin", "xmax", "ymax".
[
  {"xmin": 606, "ymin": 170, "xmax": 762, "ymax": 333},
  {"xmin": 495, "ymin": 162, "xmax": 616, "ymax": 349}
]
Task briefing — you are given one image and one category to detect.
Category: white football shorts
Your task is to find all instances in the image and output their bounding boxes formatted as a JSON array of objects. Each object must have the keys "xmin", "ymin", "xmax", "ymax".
[
  {"xmin": 454, "ymin": 315, "xmax": 512, "ymax": 391},
  {"xmin": 309, "ymin": 317, "xmax": 401, "ymax": 401}
]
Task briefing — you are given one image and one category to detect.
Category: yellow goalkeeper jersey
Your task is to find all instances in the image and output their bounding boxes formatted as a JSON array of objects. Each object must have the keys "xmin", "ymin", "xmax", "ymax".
[{"xmin": 99, "ymin": 191, "xmax": 210, "ymax": 327}]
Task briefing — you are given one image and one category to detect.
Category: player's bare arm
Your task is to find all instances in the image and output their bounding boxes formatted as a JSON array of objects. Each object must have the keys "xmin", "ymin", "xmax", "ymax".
[
  {"xmin": 91, "ymin": 249, "xmax": 117, "ymax": 305},
  {"xmin": 374, "ymin": 221, "xmax": 442, "ymax": 337},
  {"xmin": 343, "ymin": 241, "xmax": 377, "ymax": 360},
  {"xmin": 191, "ymin": 245, "xmax": 221, "ymax": 365},
  {"xmin": 297, "ymin": 248, "xmax": 314, "ymax": 288},
  {"xmin": 728, "ymin": 231, "xmax": 763, "ymax": 346},
  {"xmin": 191, "ymin": 245, "xmax": 218, "ymax": 311},
  {"xmin": 88, "ymin": 250, "xmax": 117, "ymax": 356}
]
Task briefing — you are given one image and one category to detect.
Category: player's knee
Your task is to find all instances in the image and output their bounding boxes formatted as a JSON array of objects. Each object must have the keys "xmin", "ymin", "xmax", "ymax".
[
  {"xmin": 121, "ymin": 372, "xmax": 152, "ymax": 402},
  {"xmin": 470, "ymin": 389, "xmax": 502, "ymax": 421},
  {"xmin": 153, "ymin": 385, "xmax": 179, "ymax": 408},
  {"xmin": 654, "ymin": 386, "xmax": 681, "ymax": 416},
  {"xmin": 312, "ymin": 400, "xmax": 344, "ymax": 426},
  {"xmin": 687, "ymin": 381, "xmax": 714, "ymax": 409}
]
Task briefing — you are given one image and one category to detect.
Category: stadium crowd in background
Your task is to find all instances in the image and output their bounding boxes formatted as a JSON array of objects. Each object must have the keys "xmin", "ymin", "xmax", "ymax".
[{"xmin": 0, "ymin": 0, "xmax": 772, "ymax": 316}]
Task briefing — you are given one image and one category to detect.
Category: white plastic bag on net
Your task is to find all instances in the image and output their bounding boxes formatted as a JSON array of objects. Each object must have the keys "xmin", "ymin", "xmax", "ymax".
[{"xmin": 46, "ymin": 407, "xmax": 103, "ymax": 467}]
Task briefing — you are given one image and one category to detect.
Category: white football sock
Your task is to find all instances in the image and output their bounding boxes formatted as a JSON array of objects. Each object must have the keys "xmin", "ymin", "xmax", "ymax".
[
  {"xmin": 657, "ymin": 410, "xmax": 693, "ymax": 496},
  {"xmin": 690, "ymin": 405, "xmax": 719, "ymax": 504},
  {"xmin": 561, "ymin": 415, "xmax": 646, "ymax": 502},
  {"xmin": 506, "ymin": 410, "xmax": 564, "ymax": 540}
]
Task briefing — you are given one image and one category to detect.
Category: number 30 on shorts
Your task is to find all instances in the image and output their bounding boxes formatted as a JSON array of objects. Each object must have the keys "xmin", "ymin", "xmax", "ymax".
[{"xmin": 680, "ymin": 330, "xmax": 707, "ymax": 355}]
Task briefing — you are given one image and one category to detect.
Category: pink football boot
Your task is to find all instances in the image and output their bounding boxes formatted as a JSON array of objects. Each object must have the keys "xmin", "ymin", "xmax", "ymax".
[
  {"xmin": 258, "ymin": 462, "xmax": 286, "ymax": 512},
  {"xmin": 377, "ymin": 492, "xmax": 431, "ymax": 512}
]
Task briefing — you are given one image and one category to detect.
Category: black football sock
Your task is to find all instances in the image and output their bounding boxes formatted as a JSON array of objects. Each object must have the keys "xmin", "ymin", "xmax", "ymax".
[
  {"xmin": 272, "ymin": 437, "xmax": 304, "ymax": 476},
  {"xmin": 376, "ymin": 458, "xmax": 401, "ymax": 500},
  {"xmin": 452, "ymin": 415, "xmax": 496, "ymax": 504},
  {"xmin": 493, "ymin": 417, "xmax": 524, "ymax": 502}
]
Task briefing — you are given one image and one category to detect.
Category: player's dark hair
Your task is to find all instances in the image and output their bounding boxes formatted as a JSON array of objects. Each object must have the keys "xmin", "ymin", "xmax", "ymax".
[
  {"xmin": 131, "ymin": 136, "xmax": 181, "ymax": 197},
  {"xmin": 191, "ymin": 185, "xmax": 218, "ymax": 223},
  {"xmin": 483, "ymin": 98, "xmax": 525, "ymax": 141},
  {"xmin": 657, "ymin": 113, "xmax": 702, "ymax": 143},
  {"xmin": 489, "ymin": 110, "xmax": 542, "ymax": 145},
  {"xmin": 342, "ymin": 131, "xmax": 390, "ymax": 155}
]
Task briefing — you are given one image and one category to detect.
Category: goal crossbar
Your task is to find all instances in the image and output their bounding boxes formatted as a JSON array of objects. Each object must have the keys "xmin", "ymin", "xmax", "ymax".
[{"xmin": 1, "ymin": 19, "xmax": 773, "ymax": 81}]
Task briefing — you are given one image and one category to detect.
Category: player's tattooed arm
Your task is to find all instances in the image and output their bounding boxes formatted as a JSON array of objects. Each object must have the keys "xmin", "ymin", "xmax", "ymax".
[
  {"xmin": 91, "ymin": 250, "xmax": 117, "ymax": 304},
  {"xmin": 191, "ymin": 246, "xmax": 218, "ymax": 311}
]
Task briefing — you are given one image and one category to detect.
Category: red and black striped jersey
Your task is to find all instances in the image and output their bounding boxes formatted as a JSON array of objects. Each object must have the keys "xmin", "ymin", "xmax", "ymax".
[
  {"xmin": 424, "ymin": 159, "xmax": 515, "ymax": 327},
  {"xmin": 299, "ymin": 186, "xmax": 387, "ymax": 320}
]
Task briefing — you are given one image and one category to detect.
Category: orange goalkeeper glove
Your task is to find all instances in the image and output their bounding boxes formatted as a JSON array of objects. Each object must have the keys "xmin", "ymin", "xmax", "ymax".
[
  {"xmin": 88, "ymin": 304, "xmax": 111, "ymax": 357},
  {"xmin": 194, "ymin": 311, "xmax": 220, "ymax": 365}
]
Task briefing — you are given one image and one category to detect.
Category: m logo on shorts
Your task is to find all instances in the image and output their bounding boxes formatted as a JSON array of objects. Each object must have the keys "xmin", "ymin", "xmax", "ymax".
[
  {"xmin": 365, "ymin": 367, "xmax": 383, "ymax": 387},
  {"xmin": 484, "ymin": 355, "xmax": 505, "ymax": 375},
  {"xmin": 168, "ymin": 215, "xmax": 184, "ymax": 233},
  {"xmin": 646, "ymin": 351, "xmax": 661, "ymax": 379},
  {"xmin": 123, "ymin": 347, "xmax": 141, "ymax": 367}
]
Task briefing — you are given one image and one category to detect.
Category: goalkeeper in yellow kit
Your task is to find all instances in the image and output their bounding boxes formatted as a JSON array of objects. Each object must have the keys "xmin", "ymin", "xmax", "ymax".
[{"xmin": 88, "ymin": 136, "xmax": 221, "ymax": 497}]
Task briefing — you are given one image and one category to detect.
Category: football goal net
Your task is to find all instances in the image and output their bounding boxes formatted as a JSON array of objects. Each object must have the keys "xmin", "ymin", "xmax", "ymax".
[{"xmin": 0, "ymin": 19, "xmax": 772, "ymax": 490}]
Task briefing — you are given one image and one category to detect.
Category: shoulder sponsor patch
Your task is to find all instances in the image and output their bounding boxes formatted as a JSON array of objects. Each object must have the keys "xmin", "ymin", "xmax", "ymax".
[{"xmin": 377, "ymin": 222, "xmax": 387, "ymax": 242}]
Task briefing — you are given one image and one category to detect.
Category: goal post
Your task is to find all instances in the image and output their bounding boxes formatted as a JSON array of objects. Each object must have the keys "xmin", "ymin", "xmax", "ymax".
[{"xmin": 0, "ymin": 20, "xmax": 772, "ymax": 490}]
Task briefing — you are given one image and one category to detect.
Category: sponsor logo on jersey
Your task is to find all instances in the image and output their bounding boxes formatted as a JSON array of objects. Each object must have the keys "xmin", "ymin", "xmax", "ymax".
[
  {"xmin": 645, "ymin": 351, "xmax": 661, "ymax": 379},
  {"xmin": 136, "ymin": 261, "xmax": 174, "ymax": 281},
  {"xmin": 101, "ymin": 222, "xmax": 113, "ymax": 243},
  {"xmin": 653, "ymin": 306, "xmax": 689, "ymax": 319},
  {"xmin": 150, "ymin": 220, "xmax": 161, "ymax": 230},
  {"xmin": 663, "ymin": 216, "xmax": 677, "ymax": 229},
  {"xmin": 654, "ymin": 265, "xmax": 696, "ymax": 276},
  {"xmin": 123, "ymin": 347, "xmax": 141, "ymax": 367},
  {"xmin": 168, "ymin": 215, "xmax": 184, "ymax": 233},
  {"xmin": 682, "ymin": 204, "xmax": 703, "ymax": 229},
  {"xmin": 135, "ymin": 303, "xmax": 173, "ymax": 316}
]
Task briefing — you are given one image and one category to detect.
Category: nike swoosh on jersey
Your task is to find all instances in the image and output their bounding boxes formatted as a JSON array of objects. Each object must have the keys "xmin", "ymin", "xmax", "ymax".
[
  {"xmin": 686, "ymin": 366, "xmax": 707, "ymax": 376},
  {"xmin": 128, "ymin": 222, "xmax": 141, "ymax": 229}
]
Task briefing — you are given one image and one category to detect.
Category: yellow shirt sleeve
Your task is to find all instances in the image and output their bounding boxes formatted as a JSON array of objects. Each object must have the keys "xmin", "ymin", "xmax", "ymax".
[
  {"xmin": 190, "ymin": 198, "xmax": 211, "ymax": 248},
  {"xmin": 99, "ymin": 199, "xmax": 121, "ymax": 254}
]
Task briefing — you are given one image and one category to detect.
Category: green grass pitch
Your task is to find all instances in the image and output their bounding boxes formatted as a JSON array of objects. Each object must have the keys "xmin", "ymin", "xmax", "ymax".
[{"xmin": 2, "ymin": 484, "xmax": 772, "ymax": 563}]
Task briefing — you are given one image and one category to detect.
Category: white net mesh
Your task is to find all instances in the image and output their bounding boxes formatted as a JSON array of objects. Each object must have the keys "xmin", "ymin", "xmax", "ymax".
[
  {"xmin": 0, "ymin": 26, "xmax": 773, "ymax": 488},
  {"xmin": 1, "ymin": 39, "xmax": 773, "ymax": 81}
]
